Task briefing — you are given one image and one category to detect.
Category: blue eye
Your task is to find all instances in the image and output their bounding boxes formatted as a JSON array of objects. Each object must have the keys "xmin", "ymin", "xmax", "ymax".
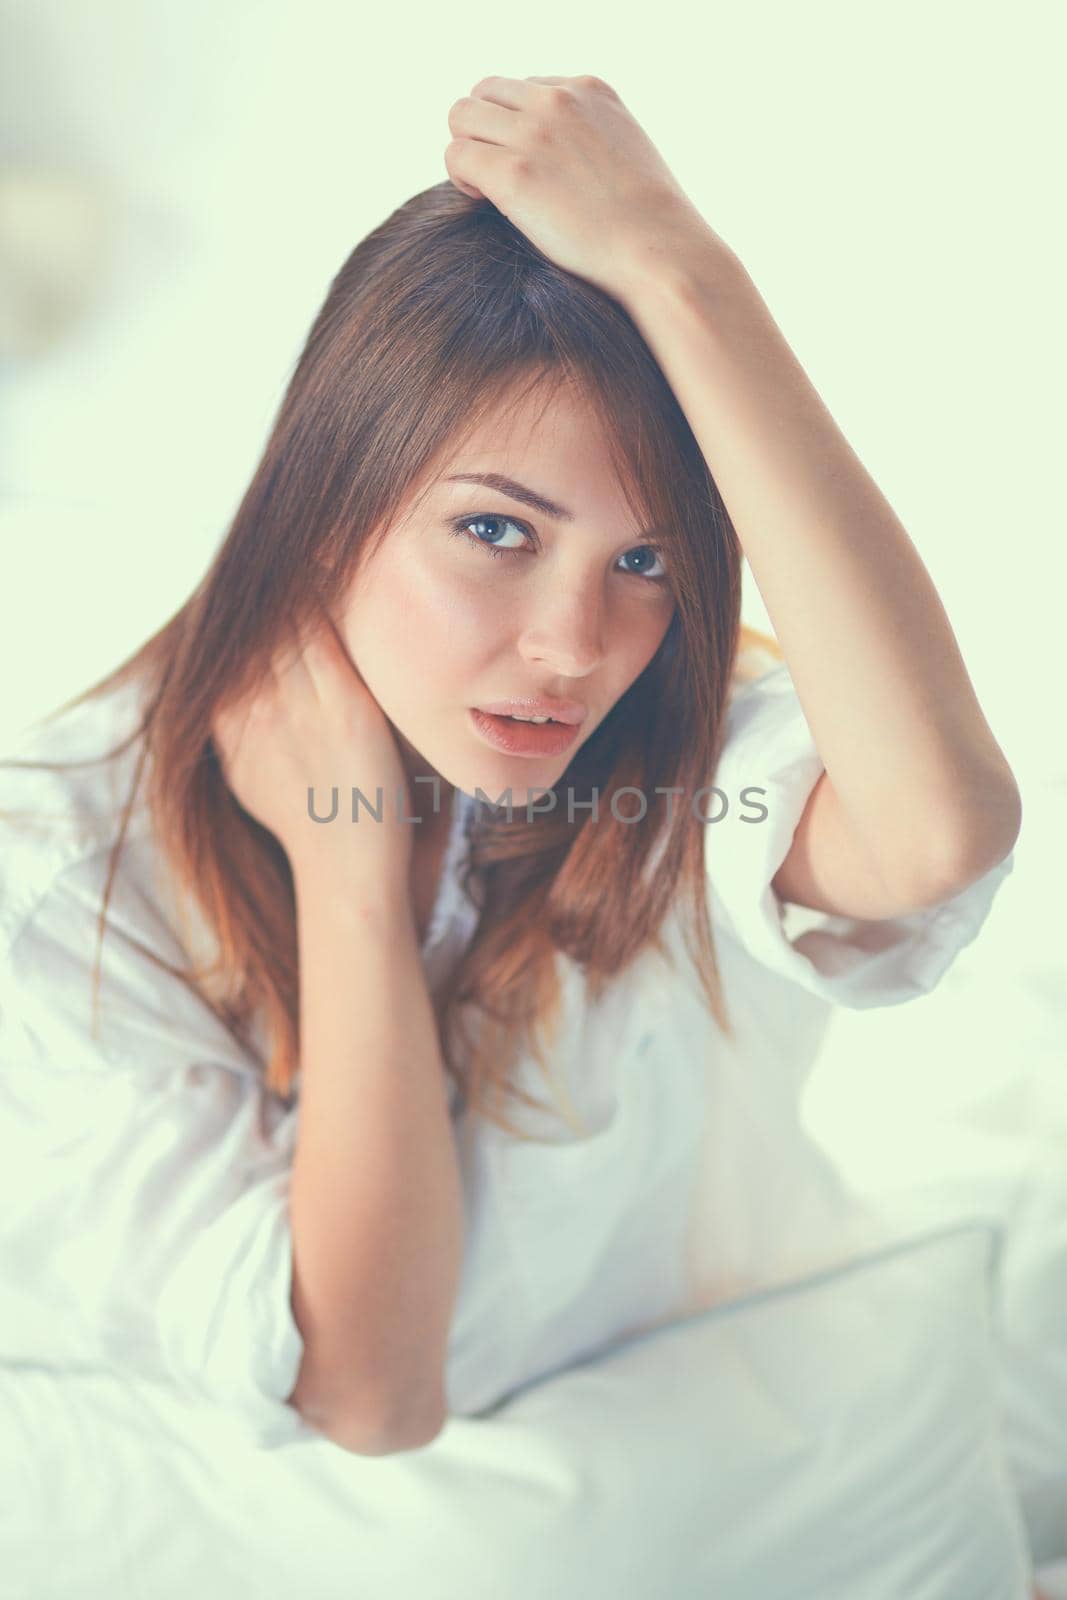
[
  {"xmin": 448, "ymin": 514, "xmax": 529, "ymax": 559},
  {"xmin": 618, "ymin": 547, "xmax": 669, "ymax": 581},
  {"xmin": 446, "ymin": 514, "xmax": 670, "ymax": 583}
]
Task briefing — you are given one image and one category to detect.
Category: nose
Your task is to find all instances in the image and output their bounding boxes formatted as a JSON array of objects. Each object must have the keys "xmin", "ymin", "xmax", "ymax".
[{"xmin": 516, "ymin": 578, "xmax": 606, "ymax": 679}]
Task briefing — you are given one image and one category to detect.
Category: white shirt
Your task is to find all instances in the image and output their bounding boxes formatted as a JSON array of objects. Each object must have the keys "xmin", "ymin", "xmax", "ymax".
[{"xmin": 0, "ymin": 661, "xmax": 1015, "ymax": 1448}]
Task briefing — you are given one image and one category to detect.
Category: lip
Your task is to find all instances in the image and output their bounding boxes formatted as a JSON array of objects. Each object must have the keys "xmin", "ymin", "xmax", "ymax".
[
  {"xmin": 473, "ymin": 696, "xmax": 586, "ymax": 726},
  {"xmin": 468, "ymin": 707, "xmax": 582, "ymax": 758}
]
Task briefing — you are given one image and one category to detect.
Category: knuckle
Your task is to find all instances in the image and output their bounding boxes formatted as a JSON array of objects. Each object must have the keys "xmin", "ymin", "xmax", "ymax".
[
  {"xmin": 509, "ymin": 152, "xmax": 534, "ymax": 181},
  {"xmin": 578, "ymin": 73, "xmax": 613, "ymax": 95},
  {"xmin": 543, "ymin": 84, "xmax": 574, "ymax": 113}
]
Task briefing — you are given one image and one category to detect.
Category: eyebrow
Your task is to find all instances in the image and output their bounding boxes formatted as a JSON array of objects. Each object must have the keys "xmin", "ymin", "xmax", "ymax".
[
  {"xmin": 443, "ymin": 473, "xmax": 575, "ymax": 521},
  {"xmin": 442, "ymin": 471, "xmax": 664, "ymax": 547}
]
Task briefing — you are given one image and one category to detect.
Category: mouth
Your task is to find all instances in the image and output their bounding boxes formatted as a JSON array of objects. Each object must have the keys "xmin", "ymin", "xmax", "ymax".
[{"xmin": 468, "ymin": 707, "xmax": 582, "ymax": 758}]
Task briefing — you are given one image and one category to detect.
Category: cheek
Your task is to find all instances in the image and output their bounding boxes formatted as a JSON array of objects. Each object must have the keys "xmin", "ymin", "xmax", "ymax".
[
  {"xmin": 409, "ymin": 551, "xmax": 519, "ymax": 645},
  {"xmin": 348, "ymin": 557, "xmax": 504, "ymax": 680},
  {"xmin": 619, "ymin": 604, "xmax": 676, "ymax": 687},
  {"xmin": 629, "ymin": 599, "xmax": 675, "ymax": 657}
]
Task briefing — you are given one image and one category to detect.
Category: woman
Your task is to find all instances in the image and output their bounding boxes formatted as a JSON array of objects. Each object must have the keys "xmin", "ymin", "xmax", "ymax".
[{"xmin": 0, "ymin": 72, "xmax": 1021, "ymax": 1482}]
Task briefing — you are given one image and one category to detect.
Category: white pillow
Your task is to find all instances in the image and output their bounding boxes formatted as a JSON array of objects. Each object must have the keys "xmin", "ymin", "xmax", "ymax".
[{"xmin": 2, "ymin": 1221, "xmax": 1034, "ymax": 1599}]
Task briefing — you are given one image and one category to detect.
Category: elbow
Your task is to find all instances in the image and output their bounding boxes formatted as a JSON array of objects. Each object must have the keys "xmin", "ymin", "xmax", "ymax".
[
  {"xmin": 299, "ymin": 1386, "xmax": 448, "ymax": 1458},
  {"xmin": 286, "ymin": 1334, "xmax": 450, "ymax": 1457},
  {"xmin": 365, "ymin": 1402, "xmax": 448, "ymax": 1456},
  {"xmin": 903, "ymin": 774, "xmax": 1022, "ymax": 909},
  {"xmin": 934, "ymin": 774, "xmax": 1022, "ymax": 892},
  {"xmin": 324, "ymin": 1405, "xmax": 447, "ymax": 1458}
]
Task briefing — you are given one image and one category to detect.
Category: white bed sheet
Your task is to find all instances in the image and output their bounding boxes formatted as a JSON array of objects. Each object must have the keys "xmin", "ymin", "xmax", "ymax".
[{"xmin": 0, "ymin": 1222, "xmax": 1043, "ymax": 1600}]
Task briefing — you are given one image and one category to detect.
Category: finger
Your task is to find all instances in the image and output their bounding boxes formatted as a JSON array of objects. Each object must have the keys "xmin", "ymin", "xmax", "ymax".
[
  {"xmin": 529, "ymin": 74, "xmax": 615, "ymax": 91},
  {"xmin": 300, "ymin": 608, "xmax": 359, "ymax": 698},
  {"xmin": 448, "ymin": 170, "xmax": 484, "ymax": 201},
  {"xmin": 468, "ymin": 75, "xmax": 539, "ymax": 109},
  {"xmin": 444, "ymin": 137, "xmax": 518, "ymax": 201},
  {"xmin": 448, "ymin": 94, "xmax": 517, "ymax": 148},
  {"xmin": 447, "ymin": 175, "xmax": 486, "ymax": 201},
  {"xmin": 210, "ymin": 694, "xmax": 257, "ymax": 770},
  {"xmin": 319, "ymin": 607, "xmax": 357, "ymax": 668},
  {"xmin": 270, "ymin": 650, "xmax": 300, "ymax": 685},
  {"xmin": 269, "ymin": 623, "xmax": 310, "ymax": 683}
]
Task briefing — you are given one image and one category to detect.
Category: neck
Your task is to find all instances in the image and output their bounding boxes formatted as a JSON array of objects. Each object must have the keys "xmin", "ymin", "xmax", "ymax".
[{"xmin": 397, "ymin": 733, "xmax": 453, "ymax": 831}]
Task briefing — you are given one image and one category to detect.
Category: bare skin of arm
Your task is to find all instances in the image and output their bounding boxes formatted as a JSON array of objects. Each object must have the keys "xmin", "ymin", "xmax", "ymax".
[
  {"xmin": 210, "ymin": 616, "xmax": 463, "ymax": 1455},
  {"xmin": 286, "ymin": 864, "xmax": 464, "ymax": 1454}
]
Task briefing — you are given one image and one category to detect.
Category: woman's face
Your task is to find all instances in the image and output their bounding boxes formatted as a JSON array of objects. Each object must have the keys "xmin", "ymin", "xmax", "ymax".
[{"xmin": 336, "ymin": 379, "xmax": 677, "ymax": 824}]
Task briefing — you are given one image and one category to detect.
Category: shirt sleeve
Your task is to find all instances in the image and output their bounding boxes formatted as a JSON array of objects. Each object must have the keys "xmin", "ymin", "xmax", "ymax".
[
  {"xmin": 706, "ymin": 661, "xmax": 1016, "ymax": 1008},
  {"xmin": 0, "ymin": 842, "xmax": 312, "ymax": 1450}
]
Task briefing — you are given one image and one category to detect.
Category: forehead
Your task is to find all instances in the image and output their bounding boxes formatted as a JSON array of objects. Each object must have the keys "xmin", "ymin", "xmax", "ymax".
[
  {"xmin": 447, "ymin": 374, "xmax": 612, "ymax": 461},
  {"xmin": 389, "ymin": 369, "xmax": 654, "ymax": 539}
]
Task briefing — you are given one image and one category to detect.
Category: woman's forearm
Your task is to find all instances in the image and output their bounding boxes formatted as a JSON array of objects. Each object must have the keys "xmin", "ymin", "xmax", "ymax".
[
  {"xmin": 286, "ymin": 859, "xmax": 463, "ymax": 1454},
  {"xmin": 617, "ymin": 241, "xmax": 1021, "ymax": 893}
]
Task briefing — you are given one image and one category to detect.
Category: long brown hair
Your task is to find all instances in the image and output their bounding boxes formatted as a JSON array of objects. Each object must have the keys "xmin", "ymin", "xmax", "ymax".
[{"xmin": 1, "ymin": 181, "xmax": 783, "ymax": 1139}]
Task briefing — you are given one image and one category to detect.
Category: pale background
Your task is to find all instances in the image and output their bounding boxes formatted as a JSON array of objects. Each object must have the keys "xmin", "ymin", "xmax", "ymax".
[{"xmin": 1, "ymin": 2, "xmax": 1065, "ymax": 1563}]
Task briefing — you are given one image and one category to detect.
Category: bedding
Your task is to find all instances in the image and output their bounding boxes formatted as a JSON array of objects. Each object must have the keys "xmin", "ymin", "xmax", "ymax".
[{"xmin": 1, "ymin": 1221, "xmax": 1039, "ymax": 1599}]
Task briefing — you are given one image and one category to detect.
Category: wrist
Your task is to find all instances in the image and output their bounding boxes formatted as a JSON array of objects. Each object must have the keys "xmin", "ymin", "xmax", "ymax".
[
  {"xmin": 291, "ymin": 845, "xmax": 412, "ymax": 923},
  {"xmin": 614, "ymin": 212, "xmax": 751, "ymax": 319}
]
